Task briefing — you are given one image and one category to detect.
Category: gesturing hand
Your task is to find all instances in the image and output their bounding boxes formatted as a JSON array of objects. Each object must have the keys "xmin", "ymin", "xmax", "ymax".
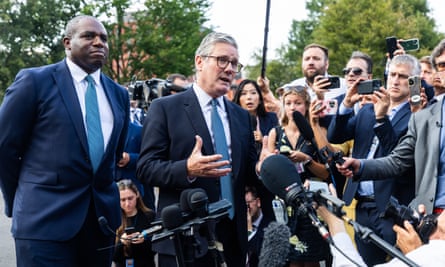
[{"xmin": 186, "ymin": 135, "xmax": 231, "ymax": 178}]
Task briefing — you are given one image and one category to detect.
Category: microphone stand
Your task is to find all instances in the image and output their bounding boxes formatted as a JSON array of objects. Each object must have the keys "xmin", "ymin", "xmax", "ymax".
[{"xmin": 341, "ymin": 215, "xmax": 420, "ymax": 267}]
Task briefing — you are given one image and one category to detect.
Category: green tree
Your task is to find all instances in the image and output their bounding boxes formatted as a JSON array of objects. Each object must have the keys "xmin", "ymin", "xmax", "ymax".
[
  {"xmin": 246, "ymin": 0, "xmax": 444, "ymax": 94},
  {"xmin": 129, "ymin": 0, "xmax": 212, "ymax": 80},
  {"xmin": 0, "ymin": 0, "xmax": 81, "ymax": 96}
]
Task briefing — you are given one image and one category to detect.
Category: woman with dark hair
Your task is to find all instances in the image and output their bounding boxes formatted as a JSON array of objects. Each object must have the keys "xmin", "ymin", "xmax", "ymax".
[
  {"xmin": 113, "ymin": 179, "xmax": 156, "ymax": 267},
  {"xmin": 233, "ymin": 79, "xmax": 279, "ymax": 224},
  {"xmin": 232, "ymin": 79, "xmax": 279, "ymax": 154}
]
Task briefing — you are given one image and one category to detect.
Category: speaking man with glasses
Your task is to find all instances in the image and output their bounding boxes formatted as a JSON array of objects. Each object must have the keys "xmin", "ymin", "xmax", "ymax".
[
  {"xmin": 137, "ymin": 32, "xmax": 260, "ymax": 266},
  {"xmin": 327, "ymin": 53, "xmax": 420, "ymax": 266}
]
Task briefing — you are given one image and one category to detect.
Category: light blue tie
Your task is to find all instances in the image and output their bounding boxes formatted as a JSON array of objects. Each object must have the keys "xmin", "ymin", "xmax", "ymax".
[
  {"xmin": 211, "ymin": 99, "xmax": 234, "ymax": 219},
  {"xmin": 85, "ymin": 75, "xmax": 104, "ymax": 173}
]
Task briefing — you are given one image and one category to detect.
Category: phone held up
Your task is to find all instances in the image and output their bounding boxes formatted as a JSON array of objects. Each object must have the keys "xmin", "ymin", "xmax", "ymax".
[
  {"xmin": 386, "ymin": 36, "xmax": 420, "ymax": 58},
  {"xmin": 326, "ymin": 76, "xmax": 340, "ymax": 89},
  {"xmin": 357, "ymin": 79, "xmax": 382, "ymax": 95},
  {"xmin": 408, "ymin": 75, "xmax": 421, "ymax": 105}
]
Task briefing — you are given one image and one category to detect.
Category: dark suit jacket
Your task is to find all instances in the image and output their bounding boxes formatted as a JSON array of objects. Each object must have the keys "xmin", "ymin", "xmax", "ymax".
[
  {"xmin": 247, "ymin": 214, "xmax": 272, "ymax": 267},
  {"xmin": 137, "ymin": 87, "xmax": 258, "ymax": 263},
  {"xmin": 258, "ymin": 112, "xmax": 278, "ymax": 136},
  {"xmin": 327, "ymin": 102, "xmax": 414, "ymax": 211},
  {"xmin": 0, "ymin": 60, "xmax": 130, "ymax": 240},
  {"xmin": 116, "ymin": 121, "xmax": 142, "ymax": 181}
]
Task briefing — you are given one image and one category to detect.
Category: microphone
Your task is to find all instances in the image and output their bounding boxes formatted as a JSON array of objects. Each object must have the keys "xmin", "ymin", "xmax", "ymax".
[
  {"xmin": 292, "ymin": 110, "xmax": 314, "ymax": 141},
  {"xmin": 260, "ymin": 154, "xmax": 305, "ymax": 206},
  {"xmin": 437, "ymin": 121, "xmax": 442, "ymax": 128},
  {"xmin": 260, "ymin": 155, "xmax": 333, "ymax": 244},
  {"xmin": 250, "ymin": 114, "xmax": 258, "ymax": 132},
  {"xmin": 138, "ymin": 224, "xmax": 163, "ymax": 239},
  {"xmin": 258, "ymin": 221, "xmax": 291, "ymax": 267},
  {"xmin": 98, "ymin": 216, "xmax": 116, "ymax": 237}
]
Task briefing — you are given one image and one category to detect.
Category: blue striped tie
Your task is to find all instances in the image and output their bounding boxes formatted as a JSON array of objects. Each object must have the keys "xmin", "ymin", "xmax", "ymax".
[
  {"xmin": 85, "ymin": 75, "xmax": 104, "ymax": 172},
  {"xmin": 211, "ymin": 99, "xmax": 234, "ymax": 219}
]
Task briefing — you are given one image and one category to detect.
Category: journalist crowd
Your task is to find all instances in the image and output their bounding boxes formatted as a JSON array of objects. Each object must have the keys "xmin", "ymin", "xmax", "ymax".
[{"xmin": 2, "ymin": 13, "xmax": 445, "ymax": 267}]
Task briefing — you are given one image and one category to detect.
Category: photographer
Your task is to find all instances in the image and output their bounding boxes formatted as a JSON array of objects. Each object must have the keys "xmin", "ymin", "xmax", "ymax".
[{"xmin": 317, "ymin": 205, "xmax": 445, "ymax": 266}]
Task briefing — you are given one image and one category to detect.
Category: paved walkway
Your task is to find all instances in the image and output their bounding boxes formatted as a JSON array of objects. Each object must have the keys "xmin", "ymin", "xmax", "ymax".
[{"xmin": 0, "ymin": 200, "xmax": 15, "ymax": 266}]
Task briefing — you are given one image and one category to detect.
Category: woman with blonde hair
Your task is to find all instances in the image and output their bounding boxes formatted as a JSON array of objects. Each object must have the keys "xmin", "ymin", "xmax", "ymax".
[{"xmin": 267, "ymin": 86, "xmax": 331, "ymax": 267}]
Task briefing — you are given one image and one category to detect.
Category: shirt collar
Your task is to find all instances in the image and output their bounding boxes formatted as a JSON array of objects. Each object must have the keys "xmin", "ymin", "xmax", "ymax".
[{"xmin": 66, "ymin": 58, "xmax": 101, "ymax": 84}]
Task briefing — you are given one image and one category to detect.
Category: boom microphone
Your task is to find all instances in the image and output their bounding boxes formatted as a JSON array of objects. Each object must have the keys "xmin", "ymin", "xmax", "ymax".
[
  {"xmin": 98, "ymin": 216, "xmax": 116, "ymax": 237},
  {"xmin": 292, "ymin": 110, "xmax": 314, "ymax": 141},
  {"xmin": 258, "ymin": 221, "xmax": 291, "ymax": 267}
]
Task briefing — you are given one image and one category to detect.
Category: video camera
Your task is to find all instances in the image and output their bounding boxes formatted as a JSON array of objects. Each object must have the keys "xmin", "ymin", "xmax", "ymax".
[
  {"xmin": 381, "ymin": 197, "xmax": 438, "ymax": 244},
  {"xmin": 127, "ymin": 75, "xmax": 187, "ymax": 109}
]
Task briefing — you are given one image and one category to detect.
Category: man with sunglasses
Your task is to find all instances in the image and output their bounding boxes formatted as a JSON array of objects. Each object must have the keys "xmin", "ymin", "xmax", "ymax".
[
  {"xmin": 327, "ymin": 53, "xmax": 420, "ymax": 265},
  {"xmin": 137, "ymin": 32, "xmax": 260, "ymax": 267}
]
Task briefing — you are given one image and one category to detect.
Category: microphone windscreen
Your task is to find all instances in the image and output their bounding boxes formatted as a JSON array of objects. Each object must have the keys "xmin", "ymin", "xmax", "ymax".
[
  {"xmin": 161, "ymin": 204, "xmax": 183, "ymax": 230},
  {"xmin": 260, "ymin": 154, "xmax": 303, "ymax": 200},
  {"xmin": 258, "ymin": 221, "xmax": 291, "ymax": 267},
  {"xmin": 292, "ymin": 110, "xmax": 314, "ymax": 141},
  {"xmin": 180, "ymin": 188, "xmax": 194, "ymax": 213},
  {"xmin": 188, "ymin": 188, "xmax": 208, "ymax": 214}
]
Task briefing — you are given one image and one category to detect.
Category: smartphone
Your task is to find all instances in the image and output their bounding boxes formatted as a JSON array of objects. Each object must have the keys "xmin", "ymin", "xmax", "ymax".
[
  {"xmin": 327, "ymin": 76, "xmax": 340, "ymax": 89},
  {"xmin": 400, "ymin": 38, "xmax": 420, "ymax": 51},
  {"xmin": 408, "ymin": 75, "xmax": 421, "ymax": 105},
  {"xmin": 279, "ymin": 146, "xmax": 291, "ymax": 156},
  {"xmin": 386, "ymin": 36, "xmax": 398, "ymax": 59},
  {"xmin": 125, "ymin": 226, "xmax": 136, "ymax": 235},
  {"xmin": 357, "ymin": 79, "xmax": 382, "ymax": 94},
  {"xmin": 321, "ymin": 99, "xmax": 338, "ymax": 115}
]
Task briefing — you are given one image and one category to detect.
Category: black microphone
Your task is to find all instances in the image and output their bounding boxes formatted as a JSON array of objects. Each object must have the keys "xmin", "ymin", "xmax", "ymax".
[
  {"xmin": 292, "ymin": 110, "xmax": 314, "ymax": 141},
  {"xmin": 437, "ymin": 121, "xmax": 443, "ymax": 128},
  {"xmin": 250, "ymin": 114, "xmax": 258, "ymax": 132},
  {"xmin": 98, "ymin": 216, "xmax": 116, "ymax": 237},
  {"xmin": 260, "ymin": 154, "xmax": 305, "ymax": 206},
  {"xmin": 258, "ymin": 221, "xmax": 291, "ymax": 267},
  {"xmin": 260, "ymin": 155, "xmax": 333, "ymax": 244}
]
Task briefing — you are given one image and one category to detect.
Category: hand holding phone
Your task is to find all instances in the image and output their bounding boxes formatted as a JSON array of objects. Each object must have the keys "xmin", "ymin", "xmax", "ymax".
[
  {"xmin": 357, "ymin": 79, "xmax": 382, "ymax": 94},
  {"xmin": 408, "ymin": 76, "xmax": 421, "ymax": 105}
]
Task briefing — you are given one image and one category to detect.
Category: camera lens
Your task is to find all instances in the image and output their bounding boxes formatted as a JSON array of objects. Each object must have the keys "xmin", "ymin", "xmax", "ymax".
[{"xmin": 409, "ymin": 79, "xmax": 414, "ymax": 85}]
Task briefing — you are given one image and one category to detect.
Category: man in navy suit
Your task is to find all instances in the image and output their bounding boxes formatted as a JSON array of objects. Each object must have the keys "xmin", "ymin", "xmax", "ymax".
[
  {"xmin": 0, "ymin": 15, "xmax": 129, "ymax": 267},
  {"xmin": 137, "ymin": 32, "xmax": 259, "ymax": 266},
  {"xmin": 327, "ymin": 54, "xmax": 419, "ymax": 265}
]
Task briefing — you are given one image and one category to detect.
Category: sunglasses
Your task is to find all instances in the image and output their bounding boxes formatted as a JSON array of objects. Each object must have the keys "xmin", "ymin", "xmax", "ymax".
[{"xmin": 342, "ymin": 67, "xmax": 364, "ymax": 76}]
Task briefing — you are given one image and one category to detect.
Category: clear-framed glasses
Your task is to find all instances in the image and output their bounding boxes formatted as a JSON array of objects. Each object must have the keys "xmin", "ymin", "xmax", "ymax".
[
  {"xmin": 202, "ymin": 55, "xmax": 243, "ymax": 73},
  {"xmin": 342, "ymin": 67, "xmax": 364, "ymax": 76},
  {"xmin": 435, "ymin": 62, "xmax": 445, "ymax": 72}
]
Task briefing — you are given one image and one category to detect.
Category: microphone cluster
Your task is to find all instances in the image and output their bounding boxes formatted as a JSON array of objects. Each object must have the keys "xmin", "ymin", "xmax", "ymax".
[{"xmin": 260, "ymin": 154, "xmax": 346, "ymax": 243}]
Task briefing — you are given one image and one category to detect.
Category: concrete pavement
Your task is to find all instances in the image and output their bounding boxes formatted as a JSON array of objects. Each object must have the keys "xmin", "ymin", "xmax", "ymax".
[{"xmin": 0, "ymin": 200, "xmax": 15, "ymax": 266}]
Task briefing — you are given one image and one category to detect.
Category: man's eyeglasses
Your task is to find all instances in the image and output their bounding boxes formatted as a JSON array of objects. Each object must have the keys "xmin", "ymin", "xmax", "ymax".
[
  {"xmin": 436, "ymin": 62, "xmax": 445, "ymax": 72},
  {"xmin": 342, "ymin": 67, "xmax": 364, "ymax": 76},
  {"xmin": 202, "ymin": 55, "xmax": 243, "ymax": 73}
]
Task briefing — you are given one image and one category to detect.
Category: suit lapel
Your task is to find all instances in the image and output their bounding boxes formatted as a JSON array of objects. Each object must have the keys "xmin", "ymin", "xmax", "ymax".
[
  {"xmin": 53, "ymin": 60, "xmax": 89, "ymax": 154},
  {"xmin": 427, "ymin": 101, "xmax": 442, "ymax": 151},
  {"xmin": 225, "ymin": 99, "xmax": 242, "ymax": 179}
]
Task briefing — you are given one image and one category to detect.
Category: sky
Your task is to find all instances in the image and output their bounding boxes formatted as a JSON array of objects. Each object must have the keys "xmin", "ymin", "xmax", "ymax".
[{"xmin": 205, "ymin": 0, "xmax": 445, "ymax": 66}]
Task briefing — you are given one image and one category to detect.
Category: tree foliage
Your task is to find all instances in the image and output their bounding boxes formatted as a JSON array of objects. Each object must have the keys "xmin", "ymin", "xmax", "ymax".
[
  {"xmin": 0, "ymin": 0, "xmax": 81, "ymax": 96},
  {"xmin": 128, "ymin": 0, "xmax": 211, "ymax": 81}
]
